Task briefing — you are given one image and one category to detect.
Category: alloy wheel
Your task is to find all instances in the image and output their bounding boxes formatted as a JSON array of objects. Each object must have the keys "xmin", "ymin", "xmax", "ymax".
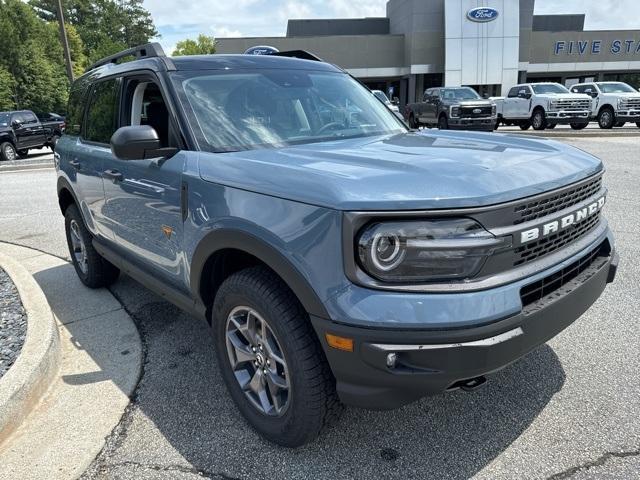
[
  {"xmin": 225, "ymin": 306, "xmax": 291, "ymax": 416},
  {"xmin": 2, "ymin": 143, "xmax": 16, "ymax": 161},
  {"xmin": 69, "ymin": 219, "xmax": 88, "ymax": 274}
]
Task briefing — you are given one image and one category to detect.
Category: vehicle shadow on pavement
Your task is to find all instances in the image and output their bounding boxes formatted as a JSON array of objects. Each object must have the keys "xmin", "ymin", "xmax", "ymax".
[{"xmin": 80, "ymin": 274, "xmax": 566, "ymax": 480}]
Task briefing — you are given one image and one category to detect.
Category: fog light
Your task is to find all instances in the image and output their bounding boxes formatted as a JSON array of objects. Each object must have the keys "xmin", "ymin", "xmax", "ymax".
[{"xmin": 386, "ymin": 353, "xmax": 397, "ymax": 368}]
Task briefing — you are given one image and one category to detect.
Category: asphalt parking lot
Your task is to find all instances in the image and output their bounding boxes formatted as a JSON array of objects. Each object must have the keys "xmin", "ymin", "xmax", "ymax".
[{"xmin": 0, "ymin": 134, "xmax": 638, "ymax": 479}]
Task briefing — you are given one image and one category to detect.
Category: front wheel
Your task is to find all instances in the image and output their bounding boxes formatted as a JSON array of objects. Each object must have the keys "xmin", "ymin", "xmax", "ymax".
[
  {"xmin": 546, "ymin": 123, "xmax": 557, "ymax": 129},
  {"xmin": 0, "ymin": 142, "xmax": 17, "ymax": 161},
  {"xmin": 213, "ymin": 266, "xmax": 342, "ymax": 447},
  {"xmin": 64, "ymin": 204, "xmax": 120, "ymax": 288},
  {"xmin": 597, "ymin": 107, "xmax": 615, "ymax": 129},
  {"xmin": 570, "ymin": 122, "xmax": 588, "ymax": 130},
  {"xmin": 17, "ymin": 149, "xmax": 29, "ymax": 158},
  {"xmin": 615, "ymin": 121, "xmax": 626, "ymax": 127},
  {"xmin": 636, "ymin": 122, "xmax": 640, "ymax": 128},
  {"xmin": 438, "ymin": 115, "xmax": 449, "ymax": 130},
  {"xmin": 519, "ymin": 121, "xmax": 531, "ymax": 130},
  {"xmin": 531, "ymin": 109, "xmax": 547, "ymax": 130}
]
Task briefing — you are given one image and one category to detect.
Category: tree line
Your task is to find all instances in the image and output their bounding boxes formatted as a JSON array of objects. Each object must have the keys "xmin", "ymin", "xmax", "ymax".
[{"xmin": 0, "ymin": 0, "xmax": 216, "ymax": 115}]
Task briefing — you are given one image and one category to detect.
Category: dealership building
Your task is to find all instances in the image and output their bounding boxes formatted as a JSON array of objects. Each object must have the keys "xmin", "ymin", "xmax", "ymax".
[{"xmin": 216, "ymin": 0, "xmax": 640, "ymax": 106}]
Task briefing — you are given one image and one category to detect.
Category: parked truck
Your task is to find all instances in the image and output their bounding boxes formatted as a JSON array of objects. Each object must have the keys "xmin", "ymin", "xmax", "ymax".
[
  {"xmin": 493, "ymin": 82, "xmax": 591, "ymax": 131},
  {"xmin": 0, "ymin": 109, "xmax": 65, "ymax": 161},
  {"xmin": 404, "ymin": 86, "xmax": 496, "ymax": 131},
  {"xmin": 570, "ymin": 81, "xmax": 640, "ymax": 129}
]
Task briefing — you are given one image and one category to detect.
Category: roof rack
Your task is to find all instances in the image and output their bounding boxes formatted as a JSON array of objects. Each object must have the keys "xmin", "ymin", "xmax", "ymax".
[
  {"xmin": 87, "ymin": 42, "xmax": 166, "ymax": 72},
  {"xmin": 270, "ymin": 50, "xmax": 323, "ymax": 62}
]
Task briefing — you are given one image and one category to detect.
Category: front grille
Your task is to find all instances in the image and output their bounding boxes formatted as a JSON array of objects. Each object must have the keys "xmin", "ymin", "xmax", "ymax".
[
  {"xmin": 514, "ymin": 213, "xmax": 601, "ymax": 266},
  {"xmin": 620, "ymin": 98, "xmax": 640, "ymax": 109},
  {"xmin": 520, "ymin": 241, "xmax": 609, "ymax": 310},
  {"xmin": 550, "ymin": 99, "xmax": 591, "ymax": 111},
  {"xmin": 460, "ymin": 106, "xmax": 493, "ymax": 117},
  {"xmin": 513, "ymin": 175, "xmax": 603, "ymax": 225}
]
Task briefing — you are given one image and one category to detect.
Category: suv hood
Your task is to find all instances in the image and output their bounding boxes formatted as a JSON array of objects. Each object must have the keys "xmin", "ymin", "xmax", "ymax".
[{"xmin": 198, "ymin": 131, "xmax": 603, "ymax": 211}]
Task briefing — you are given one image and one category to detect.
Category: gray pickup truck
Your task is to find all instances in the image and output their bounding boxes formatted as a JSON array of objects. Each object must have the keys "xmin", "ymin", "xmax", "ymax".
[{"xmin": 405, "ymin": 86, "xmax": 496, "ymax": 131}]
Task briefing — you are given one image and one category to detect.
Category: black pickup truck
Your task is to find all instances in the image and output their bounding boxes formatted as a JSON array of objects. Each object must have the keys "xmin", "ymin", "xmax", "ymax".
[
  {"xmin": 405, "ymin": 86, "xmax": 497, "ymax": 132},
  {"xmin": 0, "ymin": 110, "xmax": 65, "ymax": 161}
]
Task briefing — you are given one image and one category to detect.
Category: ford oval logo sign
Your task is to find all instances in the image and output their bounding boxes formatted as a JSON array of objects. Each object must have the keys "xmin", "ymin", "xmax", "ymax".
[
  {"xmin": 244, "ymin": 45, "xmax": 280, "ymax": 55},
  {"xmin": 467, "ymin": 7, "xmax": 499, "ymax": 22}
]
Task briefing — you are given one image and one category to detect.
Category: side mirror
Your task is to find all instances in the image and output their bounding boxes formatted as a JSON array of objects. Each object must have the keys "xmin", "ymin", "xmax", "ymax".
[
  {"xmin": 11, "ymin": 119, "xmax": 22, "ymax": 128},
  {"xmin": 110, "ymin": 125, "xmax": 177, "ymax": 160}
]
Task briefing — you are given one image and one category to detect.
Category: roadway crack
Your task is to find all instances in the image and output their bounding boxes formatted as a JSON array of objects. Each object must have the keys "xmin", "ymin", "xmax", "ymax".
[
  {"xmin": 547, "ymin": 446, "xmax": 640, "ymax": 479},
  {"xmin": 93, "ymin": 460, "xmax": 241, "ymax": 479}
]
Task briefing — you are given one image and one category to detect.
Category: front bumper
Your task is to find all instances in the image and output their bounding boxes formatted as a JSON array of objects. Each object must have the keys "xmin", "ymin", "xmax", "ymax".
[
  {"xmin": 312, "ymin": 243, "xmax": 617, "ymax": 410},
  {"xmin": 448, "ymin": 116, "xmax": 496, "ymax": 130},
  {"xmin": 546, "ymin": 110, "xmax": 590, "ymax": 124},
  {"xmin": 616, "ymin": 110, "xmax": 640, "ymax": 120}
]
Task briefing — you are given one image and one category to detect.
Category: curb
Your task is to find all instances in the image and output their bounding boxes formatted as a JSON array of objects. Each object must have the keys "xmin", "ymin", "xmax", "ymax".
[
  {"xmin": 0, "ymin": 160, "xmax": 54, "ymax": 173},
  {"xmin": 0, "ymin": 252, "xmax": 60, "ymax": 445}
]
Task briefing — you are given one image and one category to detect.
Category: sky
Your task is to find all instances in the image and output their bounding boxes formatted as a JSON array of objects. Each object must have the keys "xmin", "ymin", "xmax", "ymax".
[{"xmin": 142, "ymin": 0, "xmax": 640, "ymax": 55}]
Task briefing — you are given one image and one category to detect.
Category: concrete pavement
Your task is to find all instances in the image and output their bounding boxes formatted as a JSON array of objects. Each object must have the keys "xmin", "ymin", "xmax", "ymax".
[{"xmin": 0, "ymin": 243, "xmax": 141, "ymax": 479}]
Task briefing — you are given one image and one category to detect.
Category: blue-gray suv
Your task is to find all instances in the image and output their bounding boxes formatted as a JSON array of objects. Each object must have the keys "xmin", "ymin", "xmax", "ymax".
[{"xmin": 56, "ymin": 43, "xmax": 618, "ymax": 447}]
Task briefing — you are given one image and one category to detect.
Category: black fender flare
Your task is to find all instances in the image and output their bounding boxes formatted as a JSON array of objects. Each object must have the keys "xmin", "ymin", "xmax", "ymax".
[
  {"xmin": 190, "ymin": 229, "xmax": 330, "ymax": 319},
  {"xmin": 56, "ymin": 176, "xmax": 80, "ymax": 214}
]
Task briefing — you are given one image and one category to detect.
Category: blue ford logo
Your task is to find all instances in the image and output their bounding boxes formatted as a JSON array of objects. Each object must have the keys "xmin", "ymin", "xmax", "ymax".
[
  {"xmin": 244, "ymin": 45, "xmax": 280, "ymax": 55},
  {"xmin": 467, "ymin": 7, "xmax": 499, "ymax": 22}
]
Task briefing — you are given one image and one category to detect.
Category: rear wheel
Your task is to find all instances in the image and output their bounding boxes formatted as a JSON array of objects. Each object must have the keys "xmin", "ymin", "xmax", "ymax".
[
  {"xmin": 597, "ymin": 107, "xmax": 615, "ymax": 129},
  {"xmin": 64, "ymin": 204, "xmax": 120, "ymax": 288},
  {"xmin": 17, "ymin": 149, "xmax": 29, "ymax": 158},
  {"xmin": 570, "ymin": 122, "xmax": 588, "ymax": 130},
  {"xmin": 614, "ymin": 121, "xmax": 626, "ymax": 127},
  {"xmin": 519, "ymin": 121, "xmax": 531, "ymax": 130},
  {"xmin": 212, "ymin": 266, "xmax": 342, "ymax": 447},
  {"xmin": 49, "ymin": 134, "xmax": 60, "ymax": 151},
  {"xmin": 546, "ymin": 123, "xmax": 557, "ymax": 129},
  {"xmin": 438, "ymin": 114, "xmax": 449, "ymax": 130},
  {"xmin": 531, "ymin": 109, "xmax": 547, "ymax": 130},
  {"xmin": 0, "ymin": 142, "xmax": 17, "ymax": 161}
]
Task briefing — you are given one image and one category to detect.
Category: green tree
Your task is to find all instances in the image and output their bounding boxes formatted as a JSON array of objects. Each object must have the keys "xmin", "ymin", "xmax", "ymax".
[
  {"xmin": 0, "ymin": 0, "xmax": 69, "ymax": 113},
  {"xmin": 30, "ymin": 0, "xmax": 158, "ymax": 64},
  {"xmin": 0, "ymin": 66, "xmax": 17, "ymax": 110},
  {"xmin": 172, "ymin": 34, "xmax": 217, "ymax": 56}
]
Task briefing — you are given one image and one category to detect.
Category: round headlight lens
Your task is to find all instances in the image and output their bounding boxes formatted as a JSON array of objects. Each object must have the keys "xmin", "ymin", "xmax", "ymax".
[{"xmin": 371, "ymin": 233, "xmax": 405, "ymax": 271}]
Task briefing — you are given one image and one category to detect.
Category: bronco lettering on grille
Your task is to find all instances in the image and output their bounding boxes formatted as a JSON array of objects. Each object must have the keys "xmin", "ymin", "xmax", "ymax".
[{"xmin": 520, "ymin": 196, "xmax": 606, "ymax": 244}]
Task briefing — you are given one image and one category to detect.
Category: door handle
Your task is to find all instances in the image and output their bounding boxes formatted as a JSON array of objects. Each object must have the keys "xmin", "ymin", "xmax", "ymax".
[
  {"xmin": 69, "ymin": 159, "xmax": 81, "ymax": 170},
  {"xmin": 103, "ymin": 169, "xmax": 123, "ymax": 182}
]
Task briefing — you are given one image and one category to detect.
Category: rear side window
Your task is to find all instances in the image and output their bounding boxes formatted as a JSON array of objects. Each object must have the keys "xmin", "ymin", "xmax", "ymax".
[
  {"xmin": 84, "ymin": 79, "xmax": 119, "ymax": 144},
  {"xmin": 66, "ymin": 84, "xmax": 88, "ymax": 136},
  {"xmin": 22, "ymin": 111, "xmax": 38, "ymax": 124}
]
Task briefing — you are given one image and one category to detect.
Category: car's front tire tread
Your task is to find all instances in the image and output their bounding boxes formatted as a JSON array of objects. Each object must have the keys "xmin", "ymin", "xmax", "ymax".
[{"xmin": 213, "ymin": 266, "xmax": 342, "ymax": 447}]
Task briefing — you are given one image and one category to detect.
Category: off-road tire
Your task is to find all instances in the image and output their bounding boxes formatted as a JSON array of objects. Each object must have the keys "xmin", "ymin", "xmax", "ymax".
[
  {"xmin": 438, "ymin": 114, "xmax": 449, "ymax": 130},
  {"xmin": 547, "ymin": 123, "xmax": 557, "ymax": 129},
  {"xmin": 597, "ymin": 107, "xmax": 615, "ymax": 129},
  {"xmin": 64, "ymin": 204, "xmax": 120, "ymax": 288},
  {"xmin": 519, "ymin": 121, "xmax": 531, "ymax": 130},
  {"xmin": 531, "ymin": 109, "xmax": 547, "ymax": 130},
  {"xmin": 614, "ymin": 121, "xmax": 626, "ymax": 127},
  {"xmin": 17, "ymin": 149, "xmax": 29, "ymax": 158},
  {"xmin": 212, "ymin": 266, "xmax": 343, "ymax": 447}
]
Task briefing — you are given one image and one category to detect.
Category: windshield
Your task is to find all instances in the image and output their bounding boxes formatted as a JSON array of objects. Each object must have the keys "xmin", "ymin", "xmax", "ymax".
[
  {"xmin": 0, "ymin": 112, "xmax": 9, "ymax": 127},
  {"xmin": 440, "ymin": 88, "xmax": 480, "ymax": 100},
  {"xmin": 372, "ymin": 90, "xmax": 391, "ymax": 104},
  {"xmin": 173, "ymin": 69, "xmax": 406, "ymax": 152},
  {"xmin": 531, "ymin": 84, "xmax": 570, "ymax": 94},
  {"xmin": 598, "ymin": 82, "xmax": 636, "ymax": 93}
]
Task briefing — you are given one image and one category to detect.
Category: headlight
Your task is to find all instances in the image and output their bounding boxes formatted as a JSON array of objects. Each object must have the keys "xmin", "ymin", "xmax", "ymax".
[
  {"xmin": 491, "ymin": 104, "xmax": 496, "ymax": 116},
  {"xmin": 450, "ymin": 106, "xmax": 461, "ymax": 118},
  {"xmin": 618, "ymin": 98, "xmax": 624, "ymax": 108},
  {"xmin": 356, "ymin": 219, "xmax": 509, "ymax": 283}
]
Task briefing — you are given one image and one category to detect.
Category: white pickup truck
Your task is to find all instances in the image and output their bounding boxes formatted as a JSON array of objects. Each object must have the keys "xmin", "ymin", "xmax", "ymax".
[
  {"xmin": 570, "ymin": 81, "xmax": 640, "ymax": 129},
  {"xmin": 493, "ymin": 82, "xmax": 591, "ymax": 131}
]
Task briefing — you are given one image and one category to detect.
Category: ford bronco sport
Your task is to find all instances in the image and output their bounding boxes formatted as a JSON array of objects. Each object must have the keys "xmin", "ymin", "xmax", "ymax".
[{"xmin": 56, "ymin": 43, "xmax": 618, "ymax": 447}]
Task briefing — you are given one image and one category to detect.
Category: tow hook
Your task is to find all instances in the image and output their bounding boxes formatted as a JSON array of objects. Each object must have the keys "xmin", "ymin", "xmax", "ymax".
[{"xmin": 450, "ymin": 376, "xmax": 487, "ymax": 392}]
